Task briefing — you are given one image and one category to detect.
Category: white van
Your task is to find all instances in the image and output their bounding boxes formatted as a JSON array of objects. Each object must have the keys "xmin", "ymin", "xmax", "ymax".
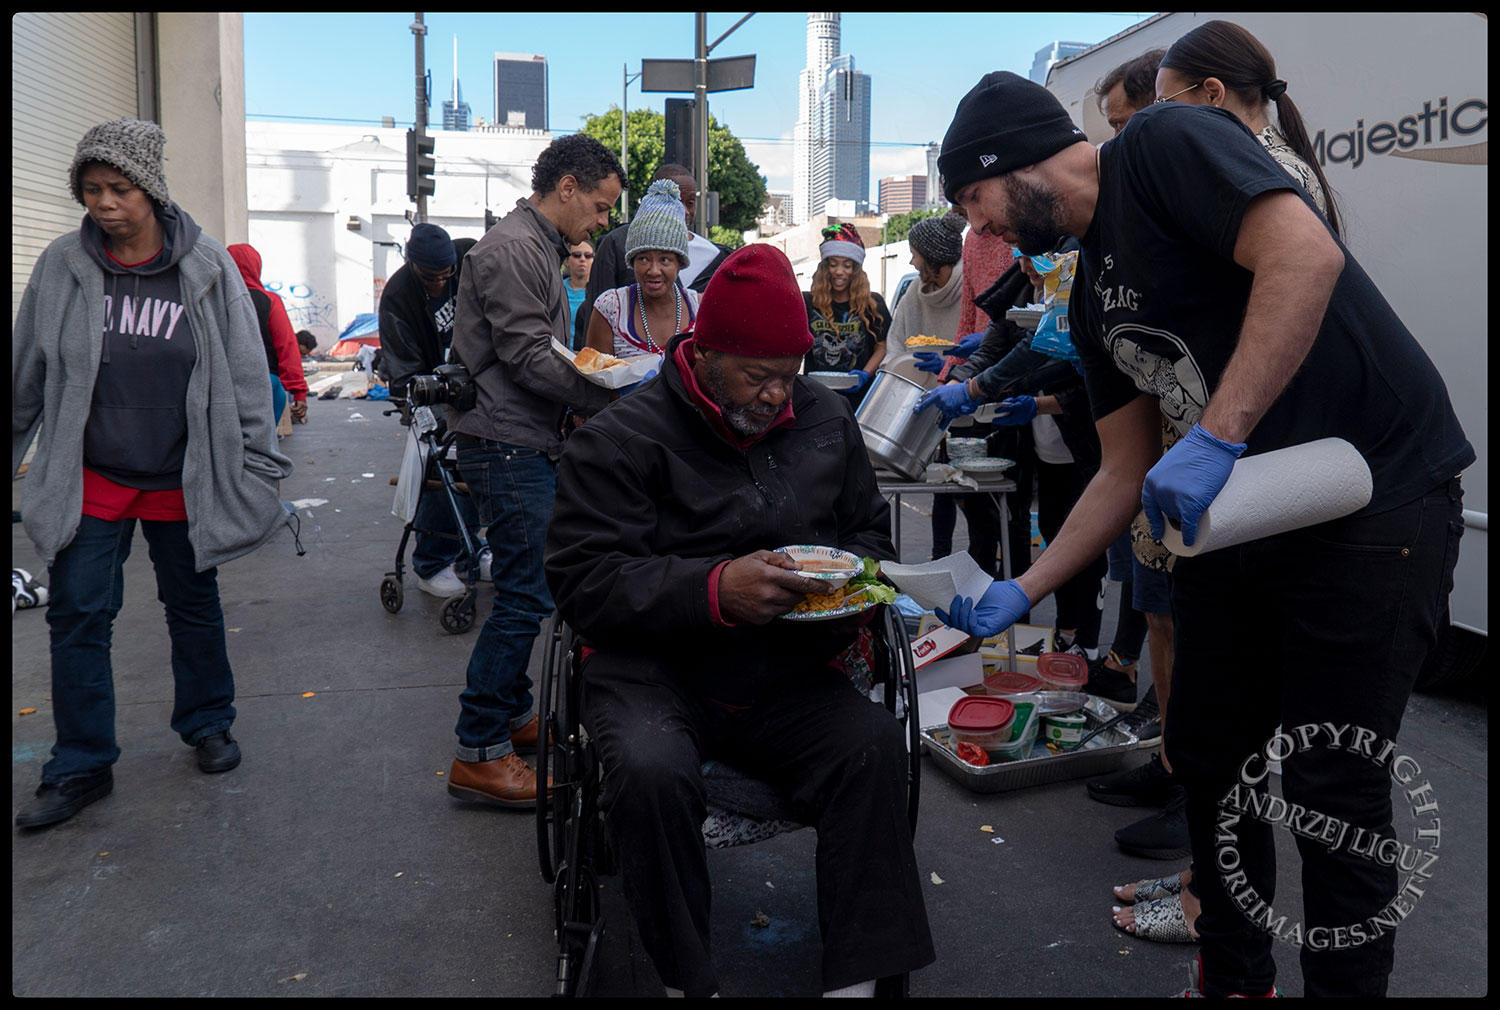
[{"xmin": 1044, "ymin": 11, "xmax": 1488, "ymax": 684}]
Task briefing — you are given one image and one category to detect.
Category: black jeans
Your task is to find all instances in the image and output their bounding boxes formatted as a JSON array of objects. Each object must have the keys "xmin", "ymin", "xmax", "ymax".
[
  {"xmin": 581, "ymin": 651, "xmax": 935, "ymax": 997},
  {"xmin": 1036, "ymin": 459, "xmax": 1106, "ymax": 648},
  {"xmin": 1169, "ymin": 477, "xmax": 1464, "ymax": 997}
]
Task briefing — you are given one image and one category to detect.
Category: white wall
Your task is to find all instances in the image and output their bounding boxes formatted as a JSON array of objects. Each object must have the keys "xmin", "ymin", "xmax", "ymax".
[{"xmin": 245, "ymin": 122, "xmax": 551, "ymax": 348}]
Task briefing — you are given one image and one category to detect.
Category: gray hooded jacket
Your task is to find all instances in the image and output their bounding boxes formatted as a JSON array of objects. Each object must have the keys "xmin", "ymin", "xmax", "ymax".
[{"xmin": 12, "ymin": 207, "xmax": 294, "ymax": 571}]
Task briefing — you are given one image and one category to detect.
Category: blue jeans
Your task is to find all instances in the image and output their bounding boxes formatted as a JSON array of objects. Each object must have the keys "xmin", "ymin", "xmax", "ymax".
[
  {"xmin": 270, "ymin": 373, "xmax": 287, "ymax": 427},
  {"xmin": 43, "ymin": 516, "xmax": 235, "ymax": 783},
  {"xmin": 411, "ymin": 469, "xmax": 482, "ymax": 580},
  {"xmin": 453, "ymin": 440, "xmax": 554, "ymax": 759}
]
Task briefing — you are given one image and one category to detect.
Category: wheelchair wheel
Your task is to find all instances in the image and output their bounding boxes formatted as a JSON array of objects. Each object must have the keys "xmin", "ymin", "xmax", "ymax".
[
  {"xmin": 379, "ymin": 575, "xmax": 403, "ymax": 614},
  {"xmin": 440, "ymin": 592, "xmax": 476, "ymax": 635}
]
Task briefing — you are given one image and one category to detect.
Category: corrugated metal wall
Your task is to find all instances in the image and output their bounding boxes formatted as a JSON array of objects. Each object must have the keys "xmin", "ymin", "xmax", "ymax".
[{"xmin": 12, "ymin": 12, "xmax": 139, "ymax": 319}]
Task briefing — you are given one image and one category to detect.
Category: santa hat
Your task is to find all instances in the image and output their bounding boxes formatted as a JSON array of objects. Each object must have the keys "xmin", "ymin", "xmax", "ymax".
[
  {"xmin": 819, "ymin": 222, "xmax": 866, "ymax": 264},
  {"xmin": 692, "ymin": 245, "xmax": 814, "ymax": 358}
]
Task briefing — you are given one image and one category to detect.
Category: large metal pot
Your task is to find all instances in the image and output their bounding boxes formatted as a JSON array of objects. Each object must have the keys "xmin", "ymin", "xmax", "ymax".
[{"xmin": 855, "ymin": 368, "xmax": 947, "ymax": 480}]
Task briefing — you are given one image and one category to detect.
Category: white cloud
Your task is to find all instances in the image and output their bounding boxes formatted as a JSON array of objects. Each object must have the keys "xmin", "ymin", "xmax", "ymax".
[{"xmin": 742, "ymin": 129, "xmax": 795, "ymax": 193}]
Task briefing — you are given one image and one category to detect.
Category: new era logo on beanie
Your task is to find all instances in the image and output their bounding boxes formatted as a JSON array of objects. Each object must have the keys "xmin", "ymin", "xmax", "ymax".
[
  {"xmin": 938, "ymin": 71, "xmax": 1088, "ymax": 203},
  {"xmin": 692, "ymin": 245, "xmax": 814, "ymax": 358}
]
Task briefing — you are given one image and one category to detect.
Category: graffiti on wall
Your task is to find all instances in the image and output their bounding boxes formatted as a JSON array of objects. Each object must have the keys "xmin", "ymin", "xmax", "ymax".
[{"xmin": 266, "ymin": 280, "xmax": 338, "ymax": 333}]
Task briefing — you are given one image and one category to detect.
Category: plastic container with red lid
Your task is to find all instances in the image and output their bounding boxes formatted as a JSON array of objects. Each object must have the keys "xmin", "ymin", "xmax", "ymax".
[
  {"xmin": 1036, "ymin": 652, "xmax": 1088, "ymax": 692},
  {"xmin": 947, "ymin": 696, "xmax": 1017, "ymax": 749},
  {"xmin": 982, "ymin": 670, "xmax": 1045, "ymax": 696}
]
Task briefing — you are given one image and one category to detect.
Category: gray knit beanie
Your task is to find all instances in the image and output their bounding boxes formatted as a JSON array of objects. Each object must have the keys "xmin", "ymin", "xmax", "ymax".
[
  {"xmin": 625, "ymin": 179, "xmax": 691, "ymax": 267},
  {"xmin": 69, "ymin": 118, "xmax": 170, "ymax": 206},
  {"xmin": 907, "ymin": 213, "xmax": 967, "ymax": 267}
]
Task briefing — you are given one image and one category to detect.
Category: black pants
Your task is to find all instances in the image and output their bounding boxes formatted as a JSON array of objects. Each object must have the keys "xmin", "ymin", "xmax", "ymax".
[
  {"xmin": 1170, "ymin": 477, "xmax": 1464, "ymax": 997},
  {"xmin": 580, "ymin": 652, "xmax": 935, "ymax": 996},
  {"xmin": 1036, "ymin": 459, "xmax": 1107, "ymax": 648},
  {"xmin": 930, "ymin": 493, "xmax": 1003, "ymax": 576}
]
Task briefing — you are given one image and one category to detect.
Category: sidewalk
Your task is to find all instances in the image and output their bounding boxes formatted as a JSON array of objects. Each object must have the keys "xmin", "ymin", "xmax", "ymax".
[{"xmin": 11, "ymin": 397, "xmax": 1488, "ymax": 996}]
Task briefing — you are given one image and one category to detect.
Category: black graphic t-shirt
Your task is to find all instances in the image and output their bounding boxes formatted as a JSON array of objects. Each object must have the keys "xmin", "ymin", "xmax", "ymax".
[
  {"xmin": 804, "ymin": 292, "xmax": 891, "ymax": 375},
  {"xmin": 1069, "ymin": 103, "xmax": 1472, "ymax": 515}
]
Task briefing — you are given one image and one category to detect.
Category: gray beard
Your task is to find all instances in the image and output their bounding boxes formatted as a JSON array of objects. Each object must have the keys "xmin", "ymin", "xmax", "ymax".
[{"xmin": 701, "ymin": 359, "xmax": 779, "ymax": 437}]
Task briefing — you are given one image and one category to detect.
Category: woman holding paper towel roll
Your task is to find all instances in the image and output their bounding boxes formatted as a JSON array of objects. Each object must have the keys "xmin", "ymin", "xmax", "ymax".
[{"xmin": 936, "ymin": 65, "xmax": 1472, "ymax": 998}]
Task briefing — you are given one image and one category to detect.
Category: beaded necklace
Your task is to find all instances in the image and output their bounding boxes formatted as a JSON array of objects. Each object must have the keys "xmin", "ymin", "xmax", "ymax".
[{"xmin": 635, "ymin": 282, "xmax": 681, "ymax": 354}]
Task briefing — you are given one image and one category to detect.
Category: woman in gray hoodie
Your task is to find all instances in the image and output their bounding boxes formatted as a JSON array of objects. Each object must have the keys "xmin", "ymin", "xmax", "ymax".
[{"xmin": 11, "ymin": 119, "xmax": 293, "ymax": 829}]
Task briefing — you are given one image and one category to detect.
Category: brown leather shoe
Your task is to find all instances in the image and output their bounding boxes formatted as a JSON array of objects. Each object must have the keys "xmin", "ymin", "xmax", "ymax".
[
  {"xmin": 509, "ymin": 715, "xmax": 552, "ymax": 755},
  {"xmin": 447, "ymin": 753, "xmax": 540, "ymax": 809}
]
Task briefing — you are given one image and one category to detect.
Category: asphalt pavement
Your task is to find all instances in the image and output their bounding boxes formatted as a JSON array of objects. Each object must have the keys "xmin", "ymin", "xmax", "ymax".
[{"xmin": 11, "ymin": 396, "xmax": 1488, "ymax": 997}]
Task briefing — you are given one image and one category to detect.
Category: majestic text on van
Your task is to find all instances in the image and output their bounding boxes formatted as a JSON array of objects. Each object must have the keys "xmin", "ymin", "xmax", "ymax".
[{"xmin": 1313, "ymin": 96, "xmax": 1487, "ymax": 169}]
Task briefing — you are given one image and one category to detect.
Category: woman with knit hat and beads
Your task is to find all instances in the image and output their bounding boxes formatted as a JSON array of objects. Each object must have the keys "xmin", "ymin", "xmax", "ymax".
[
  {"xmin": 584, "ymin": 178, "xmax": 699, "ymax": 360},
  {"xmin": 804, "ymin": 223, "xmax": 891, "ymax": 402},
  {"xmin": 13, "ymin": 119, "xmax": 293, "ymax": 829}
]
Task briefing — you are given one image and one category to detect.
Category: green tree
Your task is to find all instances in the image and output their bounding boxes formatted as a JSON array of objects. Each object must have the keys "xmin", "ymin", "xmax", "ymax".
[
  {"xmin": 882, "ymin": 207, "xmax": 946, "ymax": 244},
  {"xmin": 579, "ymin": 107, "xmax": 768, "ymax": 236}
]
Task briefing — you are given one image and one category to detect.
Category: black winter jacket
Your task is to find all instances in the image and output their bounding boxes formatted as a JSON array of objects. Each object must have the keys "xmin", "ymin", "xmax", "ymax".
[
  {"xmin": 377, "ymin": 237, "xmax": 477, "ymax": 396},
  {"xmin": 544, "ymin": 334, "xmax": 893, "ymax": 703}
]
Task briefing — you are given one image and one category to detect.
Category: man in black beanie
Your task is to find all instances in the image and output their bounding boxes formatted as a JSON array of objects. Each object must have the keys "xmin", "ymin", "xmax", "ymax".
[
  {"xmin": 934, "ymin": 71, "xmax": 1471, "ymax": 999},
  {"xmin": 378, "ymin": 223, "xmax": 483, "ymax": 599}
]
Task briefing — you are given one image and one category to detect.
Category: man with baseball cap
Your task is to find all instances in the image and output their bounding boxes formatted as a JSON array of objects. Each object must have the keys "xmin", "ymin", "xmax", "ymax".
[
  {"xmin": 934, "ymin": 71, "xmax": 1471, "ymax": 997},
  {"xmin": 544, "ymin": 244, "xmax": 934, "ymax": 998}
]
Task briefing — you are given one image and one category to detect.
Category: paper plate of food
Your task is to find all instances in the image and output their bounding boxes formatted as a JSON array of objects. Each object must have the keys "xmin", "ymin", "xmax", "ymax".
[
  {"xmin": 1005, "ymin": 306, "xmax": 1045, "ymax": 329},
  {"xmin": 904, "ymin": 334, "xmax": 957, "ymax": 354},
  {"xmin": 807, "ymin": 371, "xmax": 860, "ymax": 390},
  {"xmin": 552, "ymin": 339, "xmax": 662, "ymax": 389},
  {"xmin": 778, "ymin": 553, "xmax": 899, "ymax": 621}
]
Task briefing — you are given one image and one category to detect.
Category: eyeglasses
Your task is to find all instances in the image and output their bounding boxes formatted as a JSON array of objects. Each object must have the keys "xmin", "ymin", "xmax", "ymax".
[
  {"xmin": 1155, "ymin": 82, "xmax": 1202, "ymax": 104},
  {"xmin": 569, "ymin": 252, "xmax": 594, "ymax": 259},
  {"xmin": 412, "ymin": 264, "xmax": 454, "ymax": 284}
]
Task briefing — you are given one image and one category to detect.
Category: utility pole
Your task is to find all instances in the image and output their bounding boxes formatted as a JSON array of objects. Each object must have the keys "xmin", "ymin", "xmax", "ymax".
[
  {"xmin": 694, "ymin": 14, "xmax": 709, "ymax": 237},
  {"xmin": 621, "ymin": 63, "xmax": 643, "ymax": 222},
  {"xmin": 411, "ymin": 13, "xmax": 428, "ymax": 222}
]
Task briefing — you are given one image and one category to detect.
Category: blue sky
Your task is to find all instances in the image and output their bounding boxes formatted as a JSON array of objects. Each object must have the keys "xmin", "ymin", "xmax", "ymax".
[{"xmin": 244, "ymin": 12, "xmax": 1155, "ymax": 199}]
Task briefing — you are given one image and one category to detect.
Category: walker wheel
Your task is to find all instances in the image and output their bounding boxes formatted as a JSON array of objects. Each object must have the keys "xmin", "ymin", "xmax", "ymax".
[
  {"xmin": 440, "ymin": 593, "xmax": 476, "ymax": 635},
  {"xmin": 380, "ymin": 576, "xmax": 403, "ymax": 613}
]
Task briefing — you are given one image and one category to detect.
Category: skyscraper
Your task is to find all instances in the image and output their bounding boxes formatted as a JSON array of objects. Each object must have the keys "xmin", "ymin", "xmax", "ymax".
[
  {"xmin": 493, "ymin": 52, "xmax": 548, "ymax": 130},
  {"xmin": 792, "ymin": 13, "xmax": 872, "ymax": 224},
  {"xmin": 1029, "ymin": 40, "xmax": 1092, "ymax": 85},
  {"xmin": 443, "ymin": 36, "xmax": 471, "ymax": 132}
]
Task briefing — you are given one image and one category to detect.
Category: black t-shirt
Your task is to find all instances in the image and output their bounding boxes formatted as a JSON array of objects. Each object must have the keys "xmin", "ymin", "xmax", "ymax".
[
  {"xmin": 804, "ymin": 292, "xmax": 891, "ymax": 374},
  {"xmin": 1069, "ymin": 103, "xmax": 1472, "ymax": 515}
]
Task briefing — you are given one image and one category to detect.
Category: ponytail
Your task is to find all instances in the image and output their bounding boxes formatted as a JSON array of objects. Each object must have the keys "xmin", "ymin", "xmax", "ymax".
[{"xmin": 1269, "ymin": 91, "xmax": 1342, "ymax": 239}]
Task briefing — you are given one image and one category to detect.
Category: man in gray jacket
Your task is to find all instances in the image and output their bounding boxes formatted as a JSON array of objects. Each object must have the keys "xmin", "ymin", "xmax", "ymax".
[{"xmin": 444, "ymin": 134, "xmax": 623, "ymax": 808}]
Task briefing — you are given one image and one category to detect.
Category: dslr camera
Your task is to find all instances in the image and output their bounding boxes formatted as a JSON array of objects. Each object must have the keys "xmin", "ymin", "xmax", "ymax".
[{"xmin": 406, "ymin": 362, "xmax": 477, "ymax": 411}]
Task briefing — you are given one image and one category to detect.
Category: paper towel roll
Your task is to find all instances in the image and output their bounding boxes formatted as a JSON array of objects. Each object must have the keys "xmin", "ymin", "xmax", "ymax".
[{"xmin": 1161, "ymin": 438, "xmax": 1372, "ymax": 557}]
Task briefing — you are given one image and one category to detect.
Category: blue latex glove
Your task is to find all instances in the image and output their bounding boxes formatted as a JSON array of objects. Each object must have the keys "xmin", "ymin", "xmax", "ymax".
[
  {"xmin": 989, "ymin": 395, "xmax": 1037, "ymax": 426},
  {"xmin": 914, "ymin": 382, "xmax": 983, "ymax": 421},
  {"xmin": 1141, "ymin": 422, "xmax": 1247, "ymax": 546},
  {"xmin": 912, "ymin": 351, "xmax": 947, "ymax": 374},
  {"xmin": 953, "ymin": 332, "xmax": 985, "ymax": 358},
  {"xmin": 618, "ymin": 368, "xmax": 658, "ymax": 397},
  {"xmin": 936, "ymin": 581, "xmax": 1033, "ymax": 639},
  {"xmin": 846, "ymin": 369, "xmax": 871, "ymax": 392}
]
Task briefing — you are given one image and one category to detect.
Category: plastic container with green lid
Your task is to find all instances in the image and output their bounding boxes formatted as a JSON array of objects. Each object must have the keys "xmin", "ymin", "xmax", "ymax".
[
  {"xmin": 1036, "ymin": 652, "xmax": 1088, "ymax": 692},
  {"xmin": 947, "ymin": 696, "xmax": 1016, "ymax": 749},
  {"xmin": 982, "ymin": 670, "xmax": 1045, "ymax": 696}
]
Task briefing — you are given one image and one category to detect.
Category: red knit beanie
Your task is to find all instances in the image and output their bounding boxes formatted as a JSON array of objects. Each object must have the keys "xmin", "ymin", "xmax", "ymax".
[{"xmin": 691, "ymin": 244, "xmax": 814, "ymax": 357}]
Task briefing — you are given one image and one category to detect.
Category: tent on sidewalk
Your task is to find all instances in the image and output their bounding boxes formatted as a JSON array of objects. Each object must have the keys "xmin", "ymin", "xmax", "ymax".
[{"xmin": 328, "ymin": 313, "xmax": 379, "ymax": 358}]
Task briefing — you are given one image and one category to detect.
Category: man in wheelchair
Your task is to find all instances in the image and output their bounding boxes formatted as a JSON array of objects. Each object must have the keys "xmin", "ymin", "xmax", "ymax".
[{"xmin": 545, "ymin": 245, "xmax": 935, "ymax": 998}]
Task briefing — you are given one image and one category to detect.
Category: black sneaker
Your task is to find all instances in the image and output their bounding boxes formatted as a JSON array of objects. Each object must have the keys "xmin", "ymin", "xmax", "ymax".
[
  {"xmin": 1086, "ymin": 750, "xmax": 1177, "ymax": 807},
  {"xmin": 1114, "ymin": 786, "xmax": 1191, "ymax": 860},
  {"xmin": 195, "ymin": 731, "xmax": 242, "ymax": 773},
  {"xmin": 1120, "ymin": 685, "xmax": 1162, "ymax": 747},
  {"xmin": 15, "ymin": 769, "xmax": 114, "ymax": 829},
  {"xmin": 1084, "ymin": 654, "xmax": 1139, "ymax": 713}
]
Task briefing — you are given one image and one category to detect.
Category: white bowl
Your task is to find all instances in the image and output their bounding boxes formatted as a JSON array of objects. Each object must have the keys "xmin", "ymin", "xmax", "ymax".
[
  {"xmin": 773, "ymin": 544, "xmax": 864, "ymax": 588},
  {"xmin": 956, "ymin": 457, "xmax": 1015, "ymax": 475},
  {"xmin": 946, "ymin": 437, "xmax": 988, "ymax": 460},
  {"xmin": 808, "ymin": 371, "xmax": 858, "ymax": 390}
]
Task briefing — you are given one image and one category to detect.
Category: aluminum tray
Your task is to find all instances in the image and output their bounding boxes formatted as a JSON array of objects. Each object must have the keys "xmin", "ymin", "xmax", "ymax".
[{"xmin": 921, "ymin": 693, "xmax": 1140, "ymax": 793}]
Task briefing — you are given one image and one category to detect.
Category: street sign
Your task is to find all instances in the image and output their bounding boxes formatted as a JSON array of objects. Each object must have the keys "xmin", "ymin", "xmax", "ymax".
[{"xmin": 641, "ymin": 54, "xmax": 756, "ymax": 93}]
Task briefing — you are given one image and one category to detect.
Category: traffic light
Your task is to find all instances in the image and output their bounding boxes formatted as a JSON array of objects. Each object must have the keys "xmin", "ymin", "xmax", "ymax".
[{"xmin": 406, "ymin": 128, "xmax": 435, "ymax": 200}]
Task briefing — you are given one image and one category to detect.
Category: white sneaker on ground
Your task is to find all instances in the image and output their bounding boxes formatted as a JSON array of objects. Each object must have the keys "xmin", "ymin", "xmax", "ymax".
[
  {"xmin": 477, "ymin": 549, "xmax": 493, "ymax": 582},
  {"xmin": 416, "ymin": 564, "xmax": 465, "ymax": 597}
]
